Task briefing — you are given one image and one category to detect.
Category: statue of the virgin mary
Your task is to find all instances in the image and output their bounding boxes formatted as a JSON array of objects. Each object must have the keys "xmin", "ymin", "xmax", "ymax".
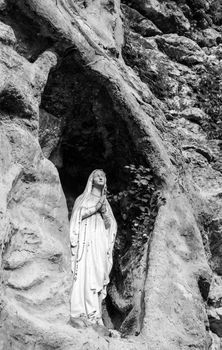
[{"xmin": 70, "ymin": 169, "xmax": 117, "ymax": 327}]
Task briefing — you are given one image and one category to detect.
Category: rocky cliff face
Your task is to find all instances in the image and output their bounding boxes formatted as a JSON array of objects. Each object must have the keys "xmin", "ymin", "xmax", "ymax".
[{"xmin": 0, "ymin": 0, "xmax": 222, "ymax": 349}]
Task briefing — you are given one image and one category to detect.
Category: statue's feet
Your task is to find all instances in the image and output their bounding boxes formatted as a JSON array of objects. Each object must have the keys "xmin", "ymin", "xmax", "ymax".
[
  {"xmin": 69, "ymin": 316, "xmax": 88, "ymax": 328},
  {"xmin": 89, "ymin": 322, "xmax": 110, "ymax": 337},
  {"xmin": 108, "ymin": 329, "xmax": 121, "ymax": 338}
]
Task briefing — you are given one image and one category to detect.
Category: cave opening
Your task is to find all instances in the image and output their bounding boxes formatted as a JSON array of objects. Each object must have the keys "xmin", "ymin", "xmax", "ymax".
[
  {"xmin": 39, "ymin": 52, "xmax": 156, "ymax": 335},
  {"xmin": 40, "ymin": 52, "xmax": 140, "ymax": 213}
]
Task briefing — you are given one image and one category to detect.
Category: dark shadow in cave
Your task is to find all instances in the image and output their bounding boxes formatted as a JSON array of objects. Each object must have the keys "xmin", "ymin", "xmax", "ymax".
[
  {"xmin": 40, "ymin": 53, "xmax": 141, "ymax": 214},
  {"xmin": 39, "ymin": 52, "xmax": 155, "ymax": 335}
]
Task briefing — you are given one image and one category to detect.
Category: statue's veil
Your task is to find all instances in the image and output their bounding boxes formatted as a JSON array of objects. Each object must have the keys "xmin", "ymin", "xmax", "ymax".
[{"xmin": 70, "ymin": 169, "xmax": 117, "ymax": 276}]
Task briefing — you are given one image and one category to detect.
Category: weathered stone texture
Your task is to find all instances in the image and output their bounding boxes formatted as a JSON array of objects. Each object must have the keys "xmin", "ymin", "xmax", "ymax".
[{"xmin": 1, "ymin": 0, "xmax": 222, "ymax": 349}]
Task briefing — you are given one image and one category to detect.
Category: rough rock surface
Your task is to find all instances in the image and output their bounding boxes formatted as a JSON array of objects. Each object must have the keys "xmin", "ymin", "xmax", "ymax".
[{"xmin": 1, "ymin": 0, "xmax": 222, "ymax": 349}]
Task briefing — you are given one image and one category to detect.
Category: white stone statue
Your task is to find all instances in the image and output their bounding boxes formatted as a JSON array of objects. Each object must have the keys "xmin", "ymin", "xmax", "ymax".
[{"xmin": 70, "ymin": 169, "xmax": 117, "ymax": 327}]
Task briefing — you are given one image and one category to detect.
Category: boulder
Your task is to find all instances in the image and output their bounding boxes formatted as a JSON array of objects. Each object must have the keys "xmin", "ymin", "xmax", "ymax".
[
  {"xmin": 155, "ymin": 34, "xmax": 207, "ymax": 65},
  {"xmin": 208, "ymin": 275, "xmax": 222, "ymax": 308},
  {"xmin": 0, "ymin": 21, "xmax": 16, "ymax": 46},
  {"xmin": 180, "ymin": 107, "xmax": 207, "ymax": 124},
  {"xmin": 202, "ymin": 28, "xmax": 222, "ymax": 47},
  {"xmin": 126, "ymin": 0, "xmax": 190, "ymax": 33},
  {"xmin": 122, "ymin": 4, "xmax": 162, "ymax": 37},
  {"xmin": 208, "ymin": 308, "xmax": 222, "ymax": 337}
]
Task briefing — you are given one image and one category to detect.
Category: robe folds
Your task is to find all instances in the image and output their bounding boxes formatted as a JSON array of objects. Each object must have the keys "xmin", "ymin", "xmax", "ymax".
[{"xmin": 70, "ymin": 170, "xmax": 117, "ymax": 322}]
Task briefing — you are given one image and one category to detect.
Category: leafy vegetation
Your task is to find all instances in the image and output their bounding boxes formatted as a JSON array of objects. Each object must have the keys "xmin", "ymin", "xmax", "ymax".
[
  {"xmin": 108, "ymin": 164, "xmax": 162, "ymax": 257},
  {"xmin": 196, "ymin": 63, "xmax": 222, "ymax": 139},
  {"xmin": 106, "ymin": 164, "xmax": 164, "ymax": 334}
]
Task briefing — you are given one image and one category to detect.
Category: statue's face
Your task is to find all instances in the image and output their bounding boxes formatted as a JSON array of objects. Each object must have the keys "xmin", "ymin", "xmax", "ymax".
[{"xmin": 93, "ymin": 170, "xmax": 106, "ymax": 188}]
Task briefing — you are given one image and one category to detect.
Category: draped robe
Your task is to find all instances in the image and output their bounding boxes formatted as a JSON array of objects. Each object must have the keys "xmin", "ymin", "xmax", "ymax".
[{"xmin": 70, "ymin": 171, "xmax": 117, "ymax": 323}]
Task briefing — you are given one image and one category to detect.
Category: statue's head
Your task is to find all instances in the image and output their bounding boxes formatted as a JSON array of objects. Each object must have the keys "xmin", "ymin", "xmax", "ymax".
[{"xmin": 92, "ymin": 169, "xmax": 106, "ymax": 189}]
